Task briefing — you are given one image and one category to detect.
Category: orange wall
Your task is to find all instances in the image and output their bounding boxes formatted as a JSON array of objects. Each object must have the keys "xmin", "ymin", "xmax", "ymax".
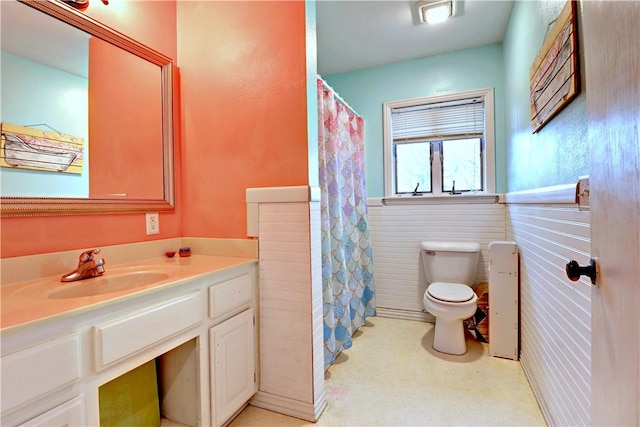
[
  {"xmin": 2, "ymin": 0, "xmax": 311, "ymax": 258},
  {"xmin": 0, "ymin": 1, "xmax": 180, "ymax": 258},
  {"xmin": 177, "ymin": 1, "xmax": 310, "ymax": 239},
  {"xmin": 89, "ymin": 37, "xmax": 164, "ymax": 199},
  {"xmin": 84, "ymin": 1, "xmax": 177, "ymax": 57}
]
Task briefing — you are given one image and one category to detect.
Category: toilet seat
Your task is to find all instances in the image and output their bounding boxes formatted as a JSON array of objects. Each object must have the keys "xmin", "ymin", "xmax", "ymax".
[{"xmin": 427, "ymin": 282, "xmax": 474, "ymax": 303}]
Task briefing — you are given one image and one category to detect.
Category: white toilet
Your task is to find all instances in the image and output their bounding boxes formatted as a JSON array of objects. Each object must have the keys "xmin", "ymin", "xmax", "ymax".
[{"xmin": 421, "ymin": 241, "xmax": 481, "ymax": 355}]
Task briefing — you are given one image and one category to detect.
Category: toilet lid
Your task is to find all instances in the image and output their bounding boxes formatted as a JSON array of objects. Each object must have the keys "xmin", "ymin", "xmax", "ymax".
[{"xmin": 427, "ymin": 282, "xmax": 475, "ymax": 303}]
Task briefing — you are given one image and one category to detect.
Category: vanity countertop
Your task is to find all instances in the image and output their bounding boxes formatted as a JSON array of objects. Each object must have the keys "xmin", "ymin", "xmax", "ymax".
[{"xmin": 1, "ymin": 255, "xmax": 257, "ymax": 331}]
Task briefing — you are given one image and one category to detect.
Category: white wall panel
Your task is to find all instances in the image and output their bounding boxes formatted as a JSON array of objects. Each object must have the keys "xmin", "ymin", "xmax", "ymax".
[
  {"xmin": 367, "ymin": 202, "xmax": 506, "ymax": 318},
  {"xmin": 251, "ymin": 188, "xmax": 591, "ymax": 425},
  {"xmin": 507, "ymin": 204, "xmax": 591, "ymax": 427},
  {"xmin": 309, "ymin": 202, "xmax": 326, "ymax": 407},
  {"xmin": 258, "ymin": 202, "xmax": 313, "ymax": 402},
  {"xmin": 250, "ymin": 195, "xmax": 326, "ymax": 422}
]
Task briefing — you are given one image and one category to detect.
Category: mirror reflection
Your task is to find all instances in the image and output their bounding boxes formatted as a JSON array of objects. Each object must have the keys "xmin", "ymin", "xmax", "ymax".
[{"xmin": 0, "ymin": 0, "xmax": 166, "ymax": 201}]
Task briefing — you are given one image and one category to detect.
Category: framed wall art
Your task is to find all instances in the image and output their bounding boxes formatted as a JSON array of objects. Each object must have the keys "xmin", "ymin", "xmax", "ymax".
[
  {"xmin": 1, "ymin": 122, "xmax": 83, "ymax": 174},
  {"xmin": 530, "ymin": 0, "xmax": 580, "ymax": 133}
]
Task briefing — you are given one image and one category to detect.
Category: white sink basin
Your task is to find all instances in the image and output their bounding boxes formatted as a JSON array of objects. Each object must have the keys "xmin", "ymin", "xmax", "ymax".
[
  {"xmin": 49, "ymin": 271, "xmax": 171, "ymax": 299},
  {"xmin": 14, "ymin": 266, "xmax": 179, "ymax": 300}
]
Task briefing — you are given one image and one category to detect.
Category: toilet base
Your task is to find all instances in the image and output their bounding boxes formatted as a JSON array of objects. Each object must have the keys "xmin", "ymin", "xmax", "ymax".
[{"xmin": 433, "ymin": 317, "xmax": 467, "ymax": 355}]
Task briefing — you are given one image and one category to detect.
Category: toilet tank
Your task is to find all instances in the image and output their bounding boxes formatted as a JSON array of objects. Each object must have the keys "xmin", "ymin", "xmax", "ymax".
[{"xmin": 421, "ymin": 241, "xmax": 481, "ymax": 285}]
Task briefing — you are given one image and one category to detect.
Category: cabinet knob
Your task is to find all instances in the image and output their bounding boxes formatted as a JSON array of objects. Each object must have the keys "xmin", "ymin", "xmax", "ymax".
[{"xmin": 566, "ymin": 258, "xmax": 598, "ymax": 285}]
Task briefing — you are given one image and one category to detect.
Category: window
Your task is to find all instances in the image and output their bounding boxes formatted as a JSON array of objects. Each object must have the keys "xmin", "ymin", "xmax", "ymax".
[{"xmin": 383, "ymin": 88, "xmax": 495, "ymax": 197}]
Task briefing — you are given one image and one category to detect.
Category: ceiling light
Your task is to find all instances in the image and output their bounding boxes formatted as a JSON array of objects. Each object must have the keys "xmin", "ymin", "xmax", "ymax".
[{"xmin": 417, "ymin": 0, "xmax": 453, "ymax": 25}]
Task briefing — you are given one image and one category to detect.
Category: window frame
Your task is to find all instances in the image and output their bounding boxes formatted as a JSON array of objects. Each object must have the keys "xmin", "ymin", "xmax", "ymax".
[{"xmin": 383, "ymin": 87, "xmax": 496, "ymax": 197}]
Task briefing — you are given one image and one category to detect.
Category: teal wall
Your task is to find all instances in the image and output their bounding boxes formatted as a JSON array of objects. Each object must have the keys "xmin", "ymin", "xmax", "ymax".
[
  {"xmin": 503, "ymin": 0, "xmax": 587, "ymax": 192},
  {"xmin": 306, "ymin": 0, "xmax": 319, "ymax": 187},
  {"xmin": 324, "ymin": 44, "xmax": 505, "ymax": 197},
  {"xmin": 324, "ymin": 0, "xmax": 589, "ymax": 196}
]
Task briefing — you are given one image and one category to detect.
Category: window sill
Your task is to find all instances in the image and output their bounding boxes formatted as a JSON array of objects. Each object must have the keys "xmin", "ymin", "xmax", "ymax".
[{"xmin": 369, "ymin": 193, "xmax": 501, "ymax": 207}]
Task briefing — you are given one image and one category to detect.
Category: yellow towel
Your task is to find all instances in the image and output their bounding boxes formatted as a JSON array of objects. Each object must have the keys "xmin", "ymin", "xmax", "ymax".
[{"xmin": 99, "ymin": 359, "xmax": 160, "ymax": 427}]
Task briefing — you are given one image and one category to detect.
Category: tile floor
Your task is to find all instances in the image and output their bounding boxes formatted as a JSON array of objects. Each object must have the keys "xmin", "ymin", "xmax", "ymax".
[{"xmin": 229, "ymin": 317, "xmax": 546, "ymax": 427}]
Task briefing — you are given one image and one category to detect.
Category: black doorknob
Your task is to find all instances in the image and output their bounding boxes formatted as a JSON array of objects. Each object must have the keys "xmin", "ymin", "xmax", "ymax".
[{"xmin": 566, "ymin": 258, "xmax": 598, "ymax": 285}]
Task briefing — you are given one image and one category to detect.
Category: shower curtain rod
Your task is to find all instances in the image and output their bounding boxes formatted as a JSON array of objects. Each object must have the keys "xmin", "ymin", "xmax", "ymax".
[{"xmin": 318, "ymin": 75, "xmax": 361, "ymax": 118}]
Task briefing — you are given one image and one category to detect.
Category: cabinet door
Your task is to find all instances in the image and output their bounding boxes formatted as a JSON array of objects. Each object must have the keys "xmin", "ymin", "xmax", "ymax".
[
  {"xmin": 1, "ymin": 333, "xmax": 80, "ymax": 414},
  {"xmin": 18, "ymin": 395, "xmax": 84, "ymax": 427},
  {"xmin": 210, "ymin": 308, "xmax": 256, "ymax": 427}
]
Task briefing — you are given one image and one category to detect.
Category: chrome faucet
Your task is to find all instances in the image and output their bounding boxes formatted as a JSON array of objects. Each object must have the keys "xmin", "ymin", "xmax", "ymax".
[{"xmin": 61, "ymin": 249, "xmax": 106, "ymax": 282}]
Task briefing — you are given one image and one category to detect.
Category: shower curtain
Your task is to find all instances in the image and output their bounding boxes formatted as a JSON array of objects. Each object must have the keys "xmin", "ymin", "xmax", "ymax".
[{"xmin": 318, "ymin": 78, "xmax": 376, "ymax": 367}]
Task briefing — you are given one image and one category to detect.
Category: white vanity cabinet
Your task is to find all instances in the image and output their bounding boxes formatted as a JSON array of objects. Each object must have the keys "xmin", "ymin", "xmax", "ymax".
[
  {"xmin": 0, "ymin": 332, "xmax": 84, "ymax": 427},
  {"xmin": 210, "ymin": 308, "xmax": 256, "ymax": 426},
  {"xmin": 93, "ymin": 291, "xmax": 204, "ymax": 370},
  {"xmin": 0, "ymin": 333, "xmax": 81, "ymax": 415},
  {"xmin": 1, "ymin": 259, "xmax": 258, "ymax": 427},
  {"xmin": 17, "ymin": 396, "xmax": 84, "ymax": 427},
  {"xmin": 207, "ymin": 271, "xmax": 257, "ymax": 426}
]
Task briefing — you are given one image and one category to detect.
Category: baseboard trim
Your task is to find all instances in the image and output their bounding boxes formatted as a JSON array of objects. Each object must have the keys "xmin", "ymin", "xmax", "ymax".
[
  {"xmin": 222, "ymin": 402, "xmax": 249, "ymax": 427},
  {"xmin": 249, "ymin": 390, "xmax": 327, "ymax": 422},
  {"xmin": 376, "ymin": 307, "xmax": 434, "ymax": 323}
]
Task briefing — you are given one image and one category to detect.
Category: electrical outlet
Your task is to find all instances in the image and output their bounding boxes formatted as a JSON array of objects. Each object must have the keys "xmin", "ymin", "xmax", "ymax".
[{"xmin": 146, "ymin": 212, "xmax": 159, "ymax": 235}]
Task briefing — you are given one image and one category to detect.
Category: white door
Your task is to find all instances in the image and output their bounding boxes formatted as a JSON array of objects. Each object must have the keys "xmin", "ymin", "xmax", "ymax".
[
  {"xmin": 582, "ymin": 2, "xmax": 640, "ymax": 425},
  {"xmin": 210, "ymin": 308, "xmax": 256, "ymax": 427}
]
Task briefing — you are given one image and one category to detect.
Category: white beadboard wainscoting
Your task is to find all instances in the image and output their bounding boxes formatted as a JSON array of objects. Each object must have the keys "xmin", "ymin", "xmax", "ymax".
[
  {"xmin": 245, "ymin": 185, "xmax": 591, "ymax": 426},
  {"xmin": 245, "ymin": 187, "xmax": 326, "ymax": 422},
  {"xmin": 367, "ymin": 199, "xmax": 507, "ymax": 321},
  {"xmin": 506, "ymin": 194, "xmax": 591, "ymax": 426}
]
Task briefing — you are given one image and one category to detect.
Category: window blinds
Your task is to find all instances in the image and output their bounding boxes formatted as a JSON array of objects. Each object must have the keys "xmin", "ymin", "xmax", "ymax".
[{"xmin": 391, "ymin": 98, "xmax": 484, "ymax": 143}]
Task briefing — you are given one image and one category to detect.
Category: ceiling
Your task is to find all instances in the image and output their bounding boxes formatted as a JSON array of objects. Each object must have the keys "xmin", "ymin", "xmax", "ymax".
[
  {"xmin": 316, "ymin": 0, "xmax": 514, "ymax": 76},
  {"xmin": 3, "ymin": 1, "xmax": 513, "ymax": 80},
  {"xmin": 1, "ymin": 1, "xmax": 89, "ymax": 78}
]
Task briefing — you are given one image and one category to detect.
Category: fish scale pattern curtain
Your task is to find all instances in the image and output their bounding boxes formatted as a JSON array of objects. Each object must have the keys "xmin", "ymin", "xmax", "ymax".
[{"xmin": 318, "ymin": 78, "xmax": 376, "ymax": 367}]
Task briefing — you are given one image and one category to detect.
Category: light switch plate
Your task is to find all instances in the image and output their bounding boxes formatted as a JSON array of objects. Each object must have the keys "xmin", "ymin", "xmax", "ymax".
[
  {"xmin": 146, "ymin": 212, "xmax": 159, "ymax": 235},
  {"xmin": 577, "ymin": 176, "xmax": 590, "ymax": 211}
]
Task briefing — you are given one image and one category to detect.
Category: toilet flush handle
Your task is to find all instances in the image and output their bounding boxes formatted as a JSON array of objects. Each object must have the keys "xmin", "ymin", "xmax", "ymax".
[{"xmin": 566, "ymin": 258, "xmax": 599, "ymax": 285}]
